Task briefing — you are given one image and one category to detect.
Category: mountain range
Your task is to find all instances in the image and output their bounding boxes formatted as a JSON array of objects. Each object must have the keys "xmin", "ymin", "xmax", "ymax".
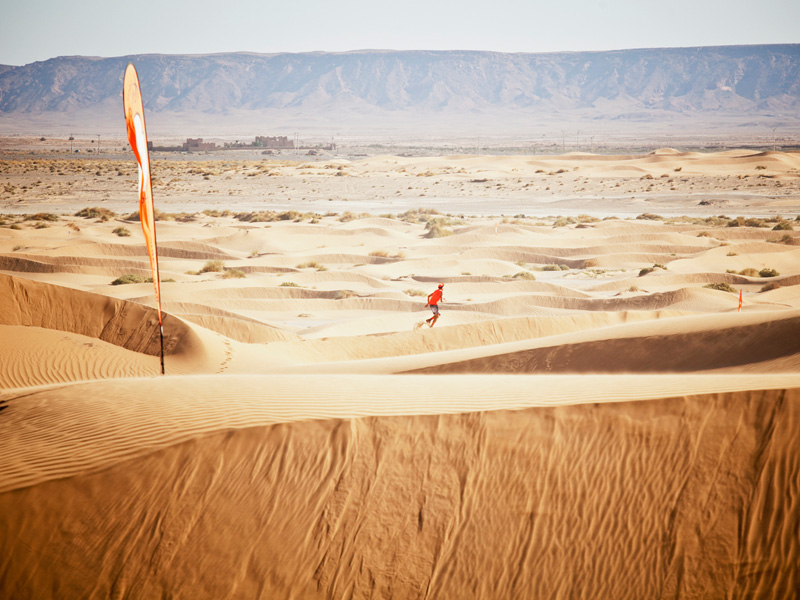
[{"xmin": 1, "ymin": 45, "xmax": 799, "ymax": 137}]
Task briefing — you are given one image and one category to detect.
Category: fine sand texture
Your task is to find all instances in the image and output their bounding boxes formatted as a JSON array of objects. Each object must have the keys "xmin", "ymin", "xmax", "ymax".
[{"xmin": 1, "ymin": 150, "xmax": 800, "ymax": 598}]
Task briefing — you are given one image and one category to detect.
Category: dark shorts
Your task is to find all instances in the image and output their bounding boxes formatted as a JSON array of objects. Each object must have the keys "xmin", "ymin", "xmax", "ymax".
[{"xmin": 429, "ymin": 304, "xmax": 439, "ymax": 315}]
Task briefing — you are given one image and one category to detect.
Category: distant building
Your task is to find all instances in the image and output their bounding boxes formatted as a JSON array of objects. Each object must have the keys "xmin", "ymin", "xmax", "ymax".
[
  {"xmin": 183, "ymin": 138, "xmax": 216, "ymax": 151},
  {"xmin": 255, "ymin": 136, "xmax": 294, "ymax": 149}
]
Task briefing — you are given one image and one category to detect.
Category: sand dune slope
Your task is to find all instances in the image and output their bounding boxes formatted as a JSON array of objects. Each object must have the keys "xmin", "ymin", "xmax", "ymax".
[
  {"xmin": 406, "ymin": 311, "xmax": 800, "ymax": 375},
  {"xmin": 0, "ymin": 273, "xmax": 198, "ymax": 357},
  {"xmin": 1, "ymin": 378, "xmax": 798, "ymax": 598}
]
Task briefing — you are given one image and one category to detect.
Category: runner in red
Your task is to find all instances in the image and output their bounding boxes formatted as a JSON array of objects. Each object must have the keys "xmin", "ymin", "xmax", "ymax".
[{"xmin": 425, "ymin": 283, "xmax": 445, "ymax": 327}]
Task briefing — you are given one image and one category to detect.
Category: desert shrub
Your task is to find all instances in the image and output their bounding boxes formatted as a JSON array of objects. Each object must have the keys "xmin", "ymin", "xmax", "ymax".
[
  {"xmin": 112, "ymin": 226, "xmax": 131, "ymax": 237},
  {"xmin": 9, "ymin": 224, "xmax": 21, "ymax": 230},
  {"xmin": 369, "ymin": 250, "xmax": 389, "ymax": 257},
  {"xmin": 75, "ymin": 206, "xmax": 117, "ymax": 220},
  {"xmin": 338, "ymin": 211, "xmax": 370, "ymax": 222},
  {"xmin": 760, "ymin": 282, "xmax": 781, "ymax": 292},
  {"xmin": 759, "ymin": 268, "xmax": 779, "ymax": 277},
  {"xmin": 222, "ymin": 269, "xmax": 246, "ymax": 279},
  {"xmin": 111, "ymin": 274, "xmax": 146, "ymax": 285},
  {"xmin": 696, "ymin": 231, "xmax": 711, "ymax": 237},
  {"xmin": 279, "ymin": 281, "xmax": 299, "ymax": 287},
  {"xmin": 396, "ymin": 208, "xmax": 441, "ymax": 223},
  {"xmin": 552, "ymin": 216, "xmax": 577, "ymax": 228},
  {"xmin": 202, "ymin": 209, "xmax": 231, "ymax": 218},
  {"xmin": 636, "ymin": 213, "xmax": 663, "ymax": 221},
  {"xmin": 424, "ymin": 222, "xmax": 453, "ymax": 238},
  {"xmin": 727, "ymin": 217, "xmax": 744, "ymax": 227},
  {"xmin": 199, "ymin": 260, "xmax": 225, "ymax": 273},
  {"xmin": 125, "ymin": 209, "xmax": 167, "ymax": 221},
  {"xmin": 404, "ymin": 289, "xmax": 427, "ymax": 297},
  {"xmin": 738, "ymin": 268, "xmax": 759, "ymax": 277},
  {"xmin": 704, "ymin": 282, "xmax": 736, "ymax": 293},
  {"xmin": 12, "ymin": 245, "xmax": 23, "ymax": 251},
  {"xmin": 296, "ymin": 261, "xmax": 321, "ymax": 269},
  {"xmin": 235, "ymin": 211, "xmax": 275, "ymax": 223},
  {"xmin": 24, "ymin": 213, "xmax": 59, "ymax": 222},
  {"xmin": 773, "ymin": 221, "xmax": 793, "ymax": 231},
  {"xmin": 512, "ymin": 271, "xmax": 536, "ymax": 280},
  {"xmin": 542, "ymin": 264, "xmax": 569, "ymax": 271},
  {"xmin": 34, "ymin": 222, "xmax": 50, "ymax": 229},
  {"xmin": 334, "ymin": 290, "xmax": 357, "ymax": 300},
  {"xmin": 755, "ymin": 165, "xmax": 766, "ymax": 170}
]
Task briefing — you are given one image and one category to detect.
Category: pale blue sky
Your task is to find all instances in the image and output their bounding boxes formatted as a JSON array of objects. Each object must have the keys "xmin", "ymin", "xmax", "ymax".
[{"xmin": 2, "ymin": 0, "xmax": 798, "ymax": 66}]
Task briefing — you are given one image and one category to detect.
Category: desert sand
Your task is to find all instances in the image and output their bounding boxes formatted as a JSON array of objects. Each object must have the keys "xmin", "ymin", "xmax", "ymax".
[{"xmin": 2, "ymin": 147, "xmax": 800, "ymax": 598}]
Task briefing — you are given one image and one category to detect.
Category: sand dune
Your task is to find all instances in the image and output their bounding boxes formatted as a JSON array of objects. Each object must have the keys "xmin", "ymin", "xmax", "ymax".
[
  {"xmin": 1, "ymin": 377, "xmax": 798, "ymax": 598},
  {"xmin": 1, "ymin": 150, "xmax": 799, "ymax": 598}
]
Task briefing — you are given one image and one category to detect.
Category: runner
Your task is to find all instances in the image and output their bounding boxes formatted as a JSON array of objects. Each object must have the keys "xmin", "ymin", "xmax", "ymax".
[{"xmin": 425, "ymin": 283, "xmax": 445, "ymax": 327}]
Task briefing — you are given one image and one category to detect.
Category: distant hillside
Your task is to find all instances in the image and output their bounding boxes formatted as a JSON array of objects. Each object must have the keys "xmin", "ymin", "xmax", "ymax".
[{"xmin": 1, "ymin": 46, "xmax": 799, "ymax": 136}]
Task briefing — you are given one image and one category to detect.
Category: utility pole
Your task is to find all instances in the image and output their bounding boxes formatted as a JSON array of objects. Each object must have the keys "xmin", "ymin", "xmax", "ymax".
[
  {"xmin": 69, "ymin": 134, "xmax": 74, "ymax": 153},
  {"xmin": 97, "ymin": 134, "xmax": 101, "ymax": 155}
]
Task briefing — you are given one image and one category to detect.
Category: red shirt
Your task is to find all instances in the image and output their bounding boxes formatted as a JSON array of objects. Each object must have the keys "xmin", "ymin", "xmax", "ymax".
[{"xmin": 428, "ymin": 289, "xmax": 443, "ymax": 305}]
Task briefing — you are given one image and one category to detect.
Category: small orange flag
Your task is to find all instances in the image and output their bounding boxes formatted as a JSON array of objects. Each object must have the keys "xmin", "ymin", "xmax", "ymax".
[
  {"xmin": 123, "ymin": 63, "xmax": 164, "ymax": 373},
  {"xmin": 738, "ymin": 289, "xmax": 743, "ymax": 312}
]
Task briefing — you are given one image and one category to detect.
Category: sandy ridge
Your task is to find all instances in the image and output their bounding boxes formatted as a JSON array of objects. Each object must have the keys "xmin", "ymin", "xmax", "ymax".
[{"xmin": 2, "ymin": 373, "xmax": 799, "ymax": 494}]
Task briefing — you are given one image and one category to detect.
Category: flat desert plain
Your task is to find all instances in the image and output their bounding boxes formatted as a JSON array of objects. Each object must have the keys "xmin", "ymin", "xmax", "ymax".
[{"xmin": 2, "ymin": 147, "xmax": 800, "ymax": 598}]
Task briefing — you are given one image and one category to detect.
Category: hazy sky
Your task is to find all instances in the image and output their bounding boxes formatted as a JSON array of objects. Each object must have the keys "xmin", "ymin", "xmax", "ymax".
[{"xmin": 2, "ymin": 0, "xmax": 798, "ymax": 66}]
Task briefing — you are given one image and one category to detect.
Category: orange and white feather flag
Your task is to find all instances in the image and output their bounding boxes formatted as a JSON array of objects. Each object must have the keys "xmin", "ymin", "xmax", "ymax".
[{"xmin": 123, "ymin": 63, "xmax": 165, "ymax": 374}]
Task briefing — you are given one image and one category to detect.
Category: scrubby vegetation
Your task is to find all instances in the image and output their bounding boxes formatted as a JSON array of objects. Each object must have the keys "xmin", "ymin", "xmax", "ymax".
[
  {"xmin": 111, "ymin": 274, "xmax": 146, "ymax": 285},
  {"xmin": 112, "ymin": 227, "xmax": 131, "ymax": 237},
  {"xmin": 639, "ymin": 264, "xmax": 667, "ymax": 277},
  {"xmin": 23, "ymin": 213, "xmax": 60, "ymax": 222},
  {"xmin": 397, "ymin": 208, "xmax": 441, "ymax": 223},
  {"xmin": 338, "ymin": 211, "xmax": 371, "ymax": 222},
  {"xmin": 512, "ymin": 271, "xmax": 536, "ymax": 280},
  {"xmin": 199, "ymin": 260, "xmax": 225, "ymax": 273},
  {"xmin": 704, "ymin": 282, "xmax": 737, "ymax": 293},
  {"xmin": 424, "ymin": 222, "xmax": 453, "ymax": 238},
  {"xmin": 75, "ymin": 207, "xmax": 116, "ymax": 220}
]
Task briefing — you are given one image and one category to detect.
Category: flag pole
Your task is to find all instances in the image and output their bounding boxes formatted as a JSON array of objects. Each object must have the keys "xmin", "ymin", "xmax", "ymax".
[{"xmin": 159, "ymin": 324, "xmax": 165, "ymax": 375}]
